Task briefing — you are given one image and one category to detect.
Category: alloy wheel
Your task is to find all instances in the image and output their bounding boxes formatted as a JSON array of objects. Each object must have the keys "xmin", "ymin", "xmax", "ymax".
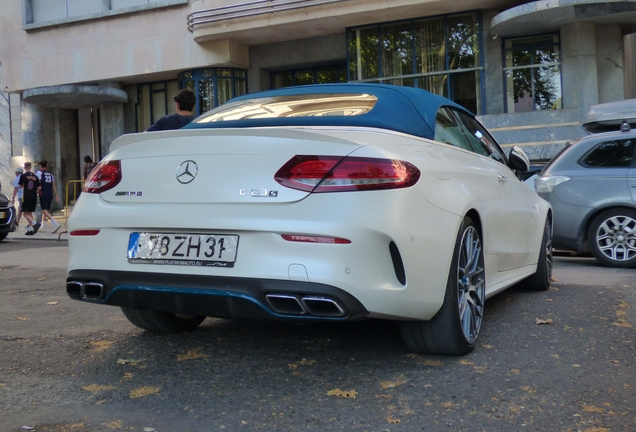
[
  {"xmin": 457, "ymin": 226, "xmax": 485, "ymax": 344},
  {"xmin": 595, "ymin": 215, "xmax": 636, "ymax": 263}
]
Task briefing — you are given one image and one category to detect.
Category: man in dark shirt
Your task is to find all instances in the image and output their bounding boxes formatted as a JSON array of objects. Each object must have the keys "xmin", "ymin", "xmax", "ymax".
[
  {"xmin": 146, "ymin": 89, "xmax": 196, "ymax": 131},
  {"xmin": 36, "ymin": 160, "xmax": 62, "ymax": 233},
  {"xmin": 18, "ymin": 162, "xmax": 41, "ymax": 235}
]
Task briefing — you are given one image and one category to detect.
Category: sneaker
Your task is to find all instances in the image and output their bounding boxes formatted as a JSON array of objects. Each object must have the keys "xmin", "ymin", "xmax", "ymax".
[
  {"xmin": 32, "ymin": 222, "xmax": 41, "ymax": 234},
  {"xmin": 51, "ymin": 221, "xmax": 61, "ymax": 234},
  {"xmin": 25, "ymin": 229, "xmax": 34, "ymax": 236}
]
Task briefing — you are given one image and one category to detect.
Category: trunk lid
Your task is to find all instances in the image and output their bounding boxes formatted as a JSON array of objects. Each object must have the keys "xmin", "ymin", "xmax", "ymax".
[{"xmin": 100, "ymin": 128, "xmax": 363, "ymax": 204}]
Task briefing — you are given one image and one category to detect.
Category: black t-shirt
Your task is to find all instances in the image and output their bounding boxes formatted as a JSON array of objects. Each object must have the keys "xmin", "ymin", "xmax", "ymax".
[
  {"xmin": 146, "ymin": 113, "xmax": 195, "ymax": 131},
  {"xmin": 19, "ymin": 171, "xmax": 40, "ymax": 202}
]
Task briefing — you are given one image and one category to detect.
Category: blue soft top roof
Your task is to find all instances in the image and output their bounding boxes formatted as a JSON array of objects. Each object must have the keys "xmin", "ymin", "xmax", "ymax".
[{"xmin": 183, "ymin": 83, "xmax": 471, "ymax": 140}]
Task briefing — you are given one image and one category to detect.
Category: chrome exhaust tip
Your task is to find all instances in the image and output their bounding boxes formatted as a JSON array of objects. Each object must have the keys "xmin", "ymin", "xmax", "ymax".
[
  {"xmin": 66, "ymin": 281, "xmax": 104, "ymax": 300},
  {"xmin": 265, "ymin": 294, "xmax": 305, "ymax": 315},
  {"xmin": 301, "ymin": 296, "xmax": 345, "ymax": 317},
  {"xmin": 83, "ymin": 282, "xmax": 105, "ymax": 299}
]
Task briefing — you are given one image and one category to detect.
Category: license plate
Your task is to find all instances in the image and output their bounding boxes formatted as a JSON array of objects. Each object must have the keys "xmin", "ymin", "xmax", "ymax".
[{"xmin": 127, "ymin": 232, "xmax": 239, "ymax": 267}]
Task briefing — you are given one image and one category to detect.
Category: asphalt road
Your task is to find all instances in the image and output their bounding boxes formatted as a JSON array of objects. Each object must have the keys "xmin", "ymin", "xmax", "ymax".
[{"xmin": 1, "ymin": 239, "xmax": 635, "ymax": 432}]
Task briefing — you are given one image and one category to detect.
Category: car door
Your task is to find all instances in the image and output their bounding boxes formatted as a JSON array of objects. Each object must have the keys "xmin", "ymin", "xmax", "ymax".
[{"xmin": 450, "ymin": 108, "xmax": 539, "ymax": 271}]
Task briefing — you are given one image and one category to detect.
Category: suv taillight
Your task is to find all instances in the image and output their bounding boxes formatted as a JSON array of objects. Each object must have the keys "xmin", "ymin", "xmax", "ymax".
[
  {"xmin": 83, "ymin": 160, "xmax": 122, "ymax": 193},
  {"xmin": 274, "ymin": 155, "xmax": 420, "ymax": 193}
]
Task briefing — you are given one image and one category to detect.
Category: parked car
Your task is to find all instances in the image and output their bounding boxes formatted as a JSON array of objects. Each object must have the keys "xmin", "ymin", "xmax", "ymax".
[
  {"xmin": 66, "ymin": 83, "xmax": 552, "ymax": 355},
  {"xmin": 0, "ymin": 191, "xmax": 17, "ymax": 241},
  {"xmin": 536, "ymin": 126, "xmax": 636, "ymax": 268}
]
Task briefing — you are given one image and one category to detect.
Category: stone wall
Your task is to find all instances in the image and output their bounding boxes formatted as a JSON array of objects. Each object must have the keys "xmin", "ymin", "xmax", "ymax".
[{"xmin": 0, "ymin": 65, "xmax": 12, "ymax": 195}]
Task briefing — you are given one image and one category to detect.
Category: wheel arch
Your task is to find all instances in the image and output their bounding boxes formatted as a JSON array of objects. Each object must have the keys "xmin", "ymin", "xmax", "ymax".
[{"xmin": 464, "ymin": 208, "xmax": 483, "ymax": 240}]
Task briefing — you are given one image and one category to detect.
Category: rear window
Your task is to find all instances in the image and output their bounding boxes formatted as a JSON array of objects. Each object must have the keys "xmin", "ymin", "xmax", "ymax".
[
  {"xmin": 579, "ymin": 138, "xmax": 636, "ymax": 167},
  {"xmin": 193, "ymin": 94, "xmax": 377, "ymax": 123}
]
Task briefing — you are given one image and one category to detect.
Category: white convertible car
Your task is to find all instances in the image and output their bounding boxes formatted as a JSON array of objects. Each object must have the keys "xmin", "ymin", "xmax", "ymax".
[{"xmin": 67, "ymin": 84, "xmax": 552, "ymax": 355}]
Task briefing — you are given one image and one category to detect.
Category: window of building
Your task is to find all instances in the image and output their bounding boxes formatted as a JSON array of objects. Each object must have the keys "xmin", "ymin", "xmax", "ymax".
[
  {"xmin": 24, "ymin": 0, "xmax": 188, "ymax": 27},
  {"xmin": 129, "ymin": 80, "xmax": 180, "ymax": 133},
  {"xmin": 504, "ymin": 34, "xmax": 562, "ymax": 113},
  {"xmin": 179, "ymin": 68, "xmax": 247, "ymax": 116},
  {"xmin": 347, "ymin": 12, "xmax": 483, "ymax": 114},
  {"xmin": 271, "ymin": 65, "xmax": 347, "ymax": 89}
]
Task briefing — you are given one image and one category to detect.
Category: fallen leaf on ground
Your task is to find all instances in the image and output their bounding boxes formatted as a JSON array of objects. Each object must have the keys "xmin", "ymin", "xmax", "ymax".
[
  {"xmin": 550, "ymin": 277, "xmax": 558, "ymax": 282},
  {"xmin": 91, "ymin": 340, "xmax": 114, "ymax": 352},
  {"xmin": 47, "ymin": 301, "xmax": 58, "ymax": 305},
  {"xmin": 298, "ymin": 358, "xmax": 317, "ymax": 365},
  {"xmin": 17, "ymin": 317, "xmax": 29, "ymax": 321},
  {"xmin": 380, "ymin": 379, "xmax": 408, "ymax": 389},
  {"xmin": 327, "ymin": 388, "xmax": 357, "ymax": 399},
  {"xmin": 38, "ymin": 278, "xmax": 46, "ymax": 281},
  {"xmin": 176, "ymin": 349, "xmax": 206, "ymax": 361},
  {"xmin": 102, "ymin": 420, "xmax": 124, "ymax": 429},
  {"xmin": 129, "ymin": 386, "xmax": 161, "ymax": 399},
  {"xmin": 535, "ymin": 318, "xmax": 553, "ymax": 325},
  {"xmin": 288, "ymin": 363, "xmax": 299, "ymax": 369},
  {"xmin": 406, "ymin": 353, "xmax": 419, "ymax": 358},
  {"xmin": 387, "ymin": 415, "xmax": 400, "ymax": 424},
  {"xmin": 117, "ymin": 358, "xmax": 142, "ymax": 365},
  {"xmin": 422, "ymin": 359, "xmax": 443, "ymax": 366}
]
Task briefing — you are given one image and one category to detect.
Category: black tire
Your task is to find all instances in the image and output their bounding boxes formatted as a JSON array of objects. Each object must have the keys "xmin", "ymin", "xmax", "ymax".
[
  {"xmin": 0, "ymin": 232, "xmax": 7, "ymax": 242},
  {"xmin": 517, "ymin": 216, "xmax": 553, "ymax": 291},
  {"xmin": 587, "ymin": 208, "xmax": 636, "ymax": 268},
  {"xmin": 121, "ymin": 307, "xmax": 205, "ymax": 333},
  {"xmin": 399, "ymin": 216, "xmax": 485, "ymax": 355}
]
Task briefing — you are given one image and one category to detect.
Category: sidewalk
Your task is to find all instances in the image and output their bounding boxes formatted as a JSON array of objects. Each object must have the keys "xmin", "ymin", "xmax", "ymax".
[{"xmin": 8, "ymin": 210, "xmax": 69, "ymax": 242}]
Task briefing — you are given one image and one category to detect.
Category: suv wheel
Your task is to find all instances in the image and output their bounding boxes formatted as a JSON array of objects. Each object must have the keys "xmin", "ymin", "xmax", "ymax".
[{"xmin": 588, "ymin": 208, "xmax": 636, "ymax": 268}]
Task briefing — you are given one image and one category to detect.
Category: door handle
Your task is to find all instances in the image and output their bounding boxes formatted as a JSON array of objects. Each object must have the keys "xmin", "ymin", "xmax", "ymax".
[{"xmin": 498, "ymin": 174, "xmax": 508, "ymax": 183}]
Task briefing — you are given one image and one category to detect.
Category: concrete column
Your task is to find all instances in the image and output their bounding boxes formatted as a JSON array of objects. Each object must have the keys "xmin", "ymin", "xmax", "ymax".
[
  {"xmin": 560, "ymin": 22, "xmax": 598, "ymax": 116},
  {"xmin": 21, "ymin": 102, "xmax": 54, "ymax": 165},
  {"xmin": 21, "ymin": 102, "xmax": 78, "ymax": 211},
  {"xmin": 99, "ymin": 102, "xmax": 125, "ymax": 157},
  {"xmin": 482, "ymin": 9, "xmax": 504, "ymax": 115},
  {"xmin": 596, "ymin": 25, "xmax": 625, "ymax": 103}
]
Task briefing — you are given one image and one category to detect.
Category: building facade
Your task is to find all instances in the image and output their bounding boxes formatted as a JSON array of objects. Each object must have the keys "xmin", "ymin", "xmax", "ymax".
[{"xmin": 1, "ymin": 0, "xmax": 636, "ymax": 199}]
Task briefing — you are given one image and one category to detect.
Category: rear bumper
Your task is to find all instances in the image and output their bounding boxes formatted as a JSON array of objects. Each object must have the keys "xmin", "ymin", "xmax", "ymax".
[{"xmin": 67, "ymin": 269, "xmax": 369, "ymax": 321}]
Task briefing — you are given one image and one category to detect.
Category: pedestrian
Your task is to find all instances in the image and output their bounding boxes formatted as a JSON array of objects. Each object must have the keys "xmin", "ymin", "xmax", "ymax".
[
  {"xmin": 36, "ymin": 160, "xmax": 62, "ymax": 234},
  {"xmin": 146, "ymin": 89, "xmax": 196, "ymax": 131},
  {"xmin": 83, "ymin": 155, "xmax": 98, "ymax": 180},
  {"xmin": 18, "ymin": 162, "xmax": 41, "ymax": 235},
  {"xmin": 11, "ymin": 167, "xmax": 24, "ymax": 225}
]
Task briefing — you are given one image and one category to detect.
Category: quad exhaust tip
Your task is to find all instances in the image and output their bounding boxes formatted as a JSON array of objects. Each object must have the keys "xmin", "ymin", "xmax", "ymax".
[
  {"xmin": 66, "ymin": 281, "xmax": 105, "ymax": 300},
  {"xmin": 265, "ymin": 294, "xmax": 346, "ymax": 317}
]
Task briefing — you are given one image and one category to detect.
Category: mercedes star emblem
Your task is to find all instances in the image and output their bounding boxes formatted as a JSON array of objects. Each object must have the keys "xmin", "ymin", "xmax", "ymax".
[{"xmin": 176, "ymin": 160, "xmax": 198, "ymax": 184}]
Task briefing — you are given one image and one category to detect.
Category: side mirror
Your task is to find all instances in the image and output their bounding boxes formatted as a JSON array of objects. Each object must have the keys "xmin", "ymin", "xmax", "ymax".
[{"xmin": 508, "ymin": 146, "xmax": 530, "ymax": 173}]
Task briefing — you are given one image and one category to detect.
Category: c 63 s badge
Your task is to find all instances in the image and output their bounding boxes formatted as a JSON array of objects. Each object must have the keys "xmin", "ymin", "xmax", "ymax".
[{"xmin": 240, "ymin": 189, "xmax": 278, "ymax": 197}]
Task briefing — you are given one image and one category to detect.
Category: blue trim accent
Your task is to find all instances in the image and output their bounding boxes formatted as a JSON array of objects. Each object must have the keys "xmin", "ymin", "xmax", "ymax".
[{"xmin": 97, "ymin": 284, "xmax": 348, "ymax": 322}]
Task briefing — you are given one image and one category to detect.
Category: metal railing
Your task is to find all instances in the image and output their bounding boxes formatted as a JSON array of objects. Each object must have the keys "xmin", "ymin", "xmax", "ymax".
[{"xmin": 188, "ymin": 0, "xmax": 352, "ymax": 31}]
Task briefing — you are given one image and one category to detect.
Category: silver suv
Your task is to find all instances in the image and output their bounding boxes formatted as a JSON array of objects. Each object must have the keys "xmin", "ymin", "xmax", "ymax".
[{"xmin": 536, "ymin": 127, "xmax": 636, "ymax": 268}]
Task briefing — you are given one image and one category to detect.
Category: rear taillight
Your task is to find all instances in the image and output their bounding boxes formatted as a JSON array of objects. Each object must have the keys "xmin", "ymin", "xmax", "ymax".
[
  {"xmin": 282, "ymin": 235, "xmax": 351, "ymax": 244},
  {"xmin": 275, "ymin": 155, "xmax": 420, "ymax": 193},
  {"xmin": 69, "ymin": 230, "xmax": 100, "ymax": 236},
  {"xmin": 83, "ymin": 160, "xmax": 122, "ymax": 193}
]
